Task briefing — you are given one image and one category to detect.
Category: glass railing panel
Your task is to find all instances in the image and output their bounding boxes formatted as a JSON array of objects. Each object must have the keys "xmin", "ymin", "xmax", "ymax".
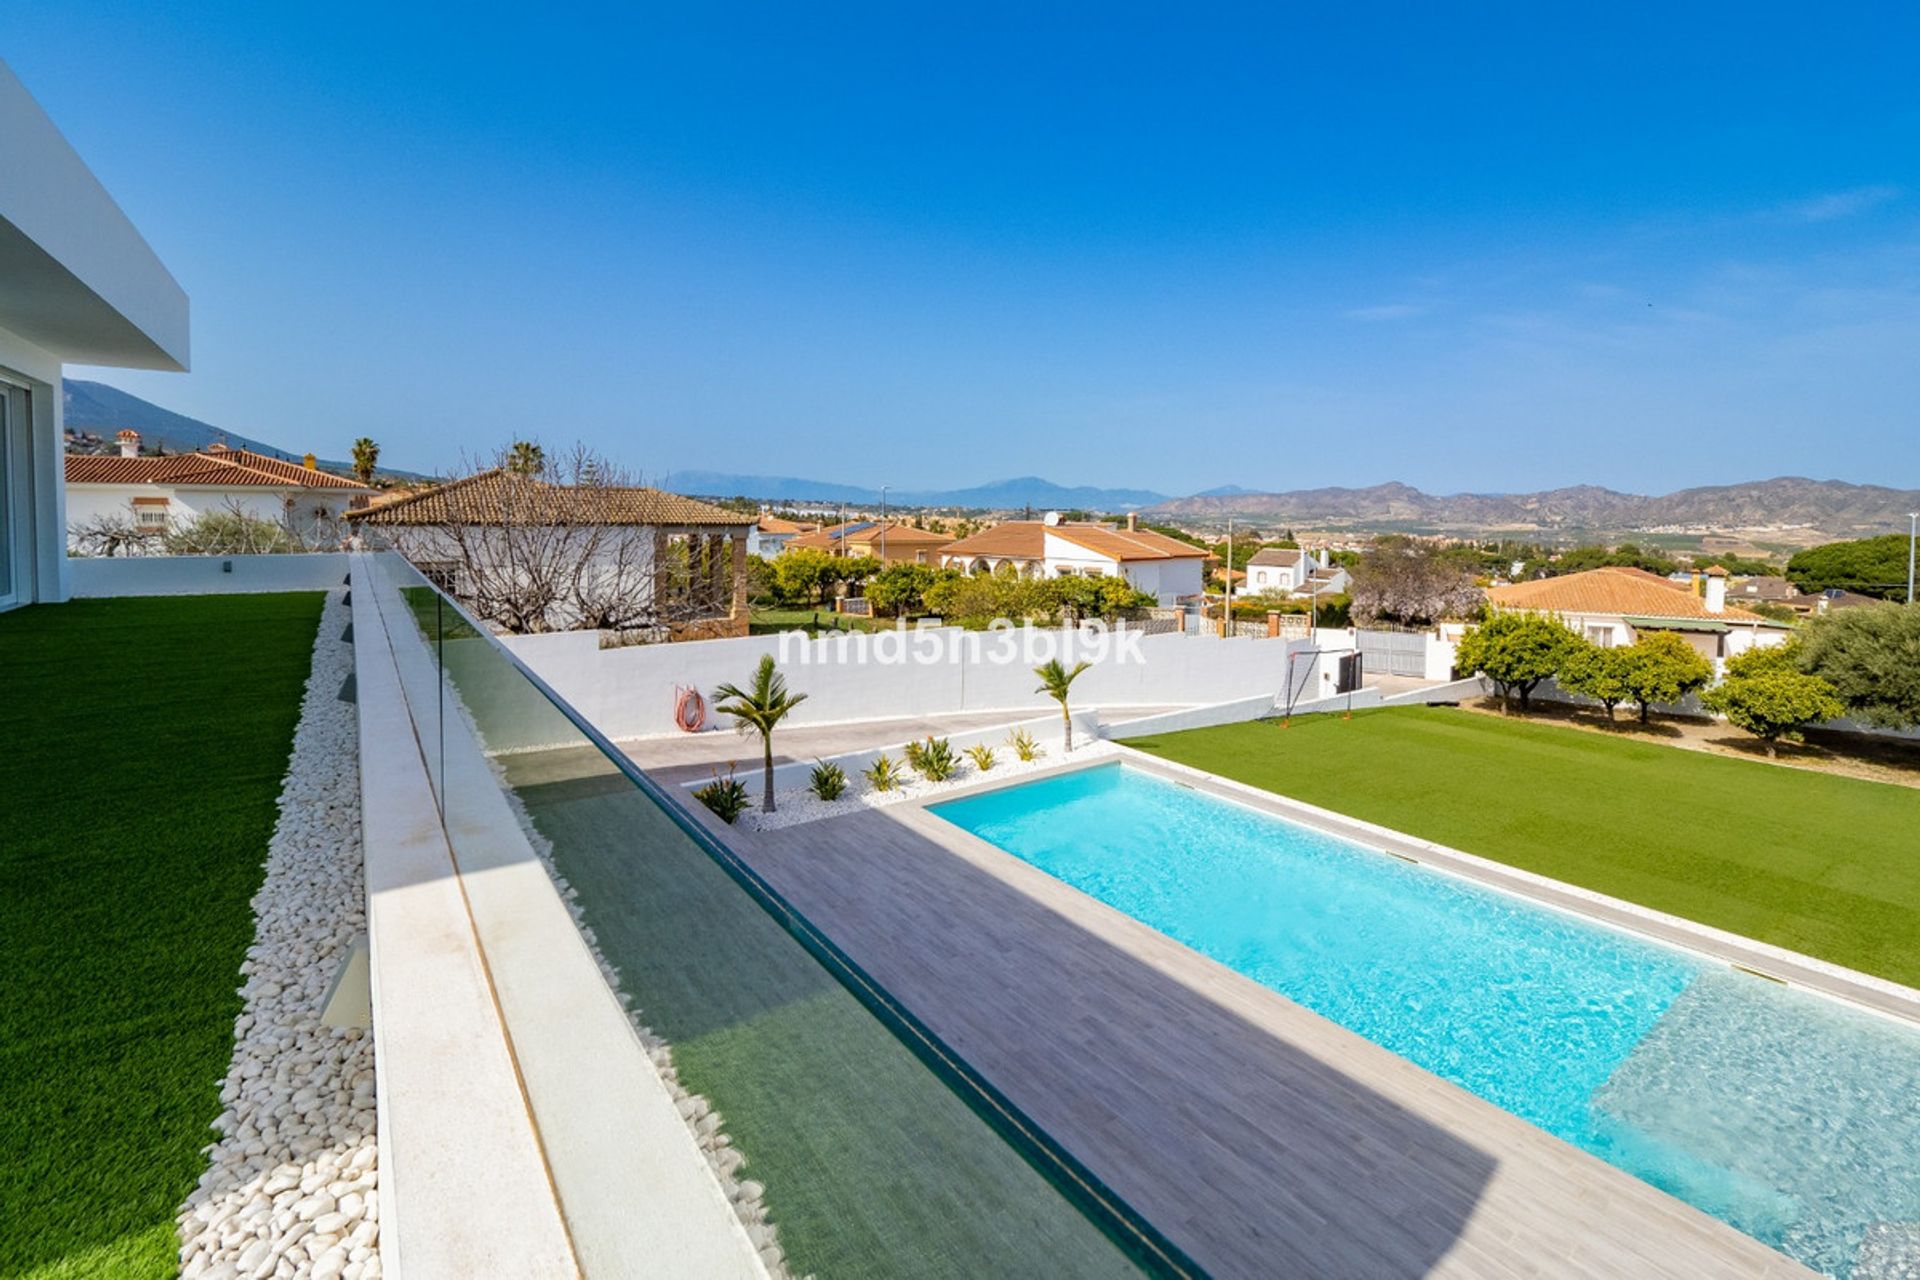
[{"xmin": 357, "ymin": 549, "xmax": 1183, "ymax": 1277}]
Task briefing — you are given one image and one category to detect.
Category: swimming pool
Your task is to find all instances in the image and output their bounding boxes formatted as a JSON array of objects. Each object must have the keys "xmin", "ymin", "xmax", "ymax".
[{"xmin": 931, "ymin": 763, "xmax": 1920, "ymax": 1279}]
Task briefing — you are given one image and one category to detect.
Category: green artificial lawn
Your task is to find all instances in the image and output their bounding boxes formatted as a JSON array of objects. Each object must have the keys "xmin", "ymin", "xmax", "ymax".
[
  {"xmin": 1127, "ymin": 707, "xmax": 1920, "ymax": 988},
  {"xmin": 0, "ymin": 593, "xmax": 324, "ymax": 1279},
  {"xmin": 748, "ymin": 606, "xmax": 885, "ymax": 635}
]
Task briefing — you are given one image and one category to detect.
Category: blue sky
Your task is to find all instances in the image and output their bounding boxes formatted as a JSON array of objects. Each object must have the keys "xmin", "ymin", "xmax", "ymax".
[{"xmin": 15, "ymin": 3, "xmax": 1920, "ymax": 495}]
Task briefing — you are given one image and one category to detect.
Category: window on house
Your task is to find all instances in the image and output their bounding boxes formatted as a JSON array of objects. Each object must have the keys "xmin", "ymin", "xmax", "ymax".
[
  {"xmin": 132, "ymin": 499, "xmax": 169, "ymax": 530},
  {"xmin": 418, "ymin": 562, "xmax": 459, "ymax": 594},
  {"xmin": 1585, "ymin": 625, "xmax": 1614, "ymax": 647}
]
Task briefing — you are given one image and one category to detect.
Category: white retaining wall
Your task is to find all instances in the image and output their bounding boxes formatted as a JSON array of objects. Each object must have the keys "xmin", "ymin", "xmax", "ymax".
[
  {"xmin": 501, "ymin": 625, "xmax": 1351, "ymax": 742},
  {"xmin": 68, "ymin": 553, "xmax": 350, "ymax": 597}
]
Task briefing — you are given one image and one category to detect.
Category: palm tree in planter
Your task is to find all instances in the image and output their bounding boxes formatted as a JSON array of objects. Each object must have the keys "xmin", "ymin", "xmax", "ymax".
[
  {"xmin": 714, "ymin": 655, "xmax": 809, "ymax": 813},
  {"xmin": 1034, "ymin": 658, "xmax": 1094, "ymax": 752}
]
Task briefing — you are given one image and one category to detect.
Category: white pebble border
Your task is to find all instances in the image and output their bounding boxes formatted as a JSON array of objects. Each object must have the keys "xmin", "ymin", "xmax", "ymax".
[
  {"xmin": 464, "ymin": 700, "xmax": 797, "ymax": 1276},
  {"xmin": 729, "ymin": 738, "xmax": 1119, "ymax": 832},
  {"xmin": 178, "ymin": 589, "xmax": 380, "ymax": 1280}
]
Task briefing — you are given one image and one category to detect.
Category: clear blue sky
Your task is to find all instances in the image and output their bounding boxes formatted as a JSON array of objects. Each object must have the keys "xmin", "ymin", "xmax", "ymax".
[{"xmin": 14, "ymin": 3, "xmax": 1920, "ymax": 495}]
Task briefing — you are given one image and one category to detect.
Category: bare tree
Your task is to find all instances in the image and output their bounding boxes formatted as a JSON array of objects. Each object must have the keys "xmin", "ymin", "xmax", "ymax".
[
  {"xmin": 374, "ymin": 442, "xmax": 736, "ymax": 636},
  {"xmin": 1349, "ymin": 536, "xmax": 1482, "ymax": 626},
  {"xmin": 70, "ymin": 512, "xmax": 161, "ymax": 558}
]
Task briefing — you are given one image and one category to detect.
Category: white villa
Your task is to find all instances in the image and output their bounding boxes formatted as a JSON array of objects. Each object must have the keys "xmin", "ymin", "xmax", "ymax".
[
  {"xmin": 937, "ymin": 514, "xmax": 1205, "ymax": 606},
  {"xmin": 1484, "ymin": 565, "xmax": 1792, "ymax": 661},
  {"xmin": 65, "ymin": 432, "xmax": 371, "ymax": 546},
  {"xmin": 1244, "ymin": 547, "xmax": 1351, "ymax": 598}
]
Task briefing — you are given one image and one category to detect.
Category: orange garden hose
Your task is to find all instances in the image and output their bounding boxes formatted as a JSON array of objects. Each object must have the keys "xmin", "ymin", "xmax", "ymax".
[{"xmin": 674, "ymin": 686, "xmax": 708, "ymax": 733}]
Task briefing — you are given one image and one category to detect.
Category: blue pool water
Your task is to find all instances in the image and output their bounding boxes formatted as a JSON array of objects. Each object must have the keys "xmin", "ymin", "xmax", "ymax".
[{"xmin": 932, "ymin": 764, "xmax": 1920, "ymax": 1278}]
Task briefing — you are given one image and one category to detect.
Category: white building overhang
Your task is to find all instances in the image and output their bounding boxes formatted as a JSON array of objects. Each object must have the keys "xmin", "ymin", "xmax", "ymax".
[{"xmin": 0, "ymin": 59, "xmax": 189, "ymax": 371}]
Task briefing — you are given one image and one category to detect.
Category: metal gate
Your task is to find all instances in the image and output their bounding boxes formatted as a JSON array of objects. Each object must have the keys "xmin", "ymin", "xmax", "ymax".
[{"xmin": 1355, "ymin": 628, "xmax": 1427, "ymax": 677}]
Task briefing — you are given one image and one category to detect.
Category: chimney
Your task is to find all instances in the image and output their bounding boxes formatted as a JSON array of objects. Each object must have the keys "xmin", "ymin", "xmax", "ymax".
[
  {"xmin": 1126, "ymin": 512, "xmax": 1137, "ymax": 532},
  {"xmin": 116, "ymin": 429, "xmax": 141, "ymax": 458},
  {"xmin": 1704, "ymin": 565, "xmax": 1727, "ymax": 614},
  {"xmin": 303, "ymin": 452, "xmax": 317, "ymax": 470}
]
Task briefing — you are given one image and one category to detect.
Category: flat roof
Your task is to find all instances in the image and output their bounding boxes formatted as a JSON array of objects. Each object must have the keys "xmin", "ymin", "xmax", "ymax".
[{"xmin": 0, "ymin": 59, "xmax": 188, "ymax": 369}]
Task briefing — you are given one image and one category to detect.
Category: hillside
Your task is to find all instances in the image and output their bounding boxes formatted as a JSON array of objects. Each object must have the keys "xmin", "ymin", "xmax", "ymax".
[
  {"xmin": 62, "ymin": 380, "xmax": 425, "ymax": 480},
  {"xmin": 662, "ymin": 470, "xmax": 1169, "ymax": 511},
  {"xmin": 1148, "ymin": 477, "xmax": 1920, "ymax": 541}
]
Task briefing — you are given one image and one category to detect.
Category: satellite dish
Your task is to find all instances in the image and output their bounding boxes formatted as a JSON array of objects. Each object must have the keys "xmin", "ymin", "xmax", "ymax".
[{"xmin": 1042, "ymin": 510, "xmax": 1062, "ymax": 526}]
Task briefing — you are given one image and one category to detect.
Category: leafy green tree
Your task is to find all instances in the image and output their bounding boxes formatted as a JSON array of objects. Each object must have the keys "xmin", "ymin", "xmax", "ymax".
[
  {"xmin": 1558, "ymin": 641, "xmax": 1634, "ymax": 721},
  {"xmin": 350, "ymin": 437, "xmax": 380, "ymax": 484},
  {"xmin": 772, "ymin": 547, "xmax": 838, "ymax": 605},
  {"xmin": 162, "ymin": 509, "xmax": 297, "ymax": 555},
  {"xmin": 713, "ymin": 655, "xmax": 809, "ymax": 813},
  {"xmin": 1453, "ymin": 611, "xmax": 1581, "ymax": 712},
  {"xmin": 1701, "ymin": 643, "xmax": 1845, "ymax": 755},
  {"xmin": 1786, "ymin": 535, "xmax": 1912, "ymax": 600},
  {"xmin": 1618, "ymin": 631, "xmax": 1714, "ymax": 724},
  {"xmin": 1034, "ymin": 658, "xmax": 1093, "ymax": 751},
  {"xmin": 1798, "ymin": 604, "xmax": 1920, "ymax": 728},
  {"xmin": 866, "ymin": 563, "xmax": 944, "ymax": 616}
]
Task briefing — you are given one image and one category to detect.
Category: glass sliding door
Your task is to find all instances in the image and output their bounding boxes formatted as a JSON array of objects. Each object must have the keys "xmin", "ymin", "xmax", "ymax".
[
  {"xmin": 0, "ymin": 383, "xmax": 16, "ymax": 607},
  {"xmin": 0, "ymin": 378, "xmax": 32, "ymax": 609}
]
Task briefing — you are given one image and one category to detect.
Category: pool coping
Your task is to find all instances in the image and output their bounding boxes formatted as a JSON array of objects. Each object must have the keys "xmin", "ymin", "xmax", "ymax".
[{"xmin": 922, "ymin": 746, "xmax": 1920, "ymax": 1030}]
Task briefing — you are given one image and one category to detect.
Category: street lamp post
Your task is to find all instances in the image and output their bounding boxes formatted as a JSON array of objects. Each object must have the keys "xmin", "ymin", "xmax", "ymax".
[
  {"xmin": 881, "ymin": 486, "xmax": 889, "ymax": 566},
  {"xmin": 1908, "ymin": 512, "xmax": 1917, "ymax": 605}
]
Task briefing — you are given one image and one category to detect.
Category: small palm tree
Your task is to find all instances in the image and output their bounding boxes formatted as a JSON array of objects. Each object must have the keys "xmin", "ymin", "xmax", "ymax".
[
  {"xmin": 507, "ymin": 440, "xmax": 546, "ymax": 476},
  {"xmin": 713, "ymin": 655, "xmax": 809, "ymax": 812},
  {"xmin": 1034, "ymin": 658, "xmax": 1093, "ymax": 752},
  {"xmin": 350, "ymin": 437, "xmax": 380, "ymax": 484}
]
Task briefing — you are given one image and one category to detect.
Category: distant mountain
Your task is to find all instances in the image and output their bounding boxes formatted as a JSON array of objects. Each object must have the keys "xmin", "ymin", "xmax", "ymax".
[
  {"xmin": 662, "ymin": 470, "xmax": 1169, "ymax": 511},
  {"xmin": 1146, "ymin": 478, "xmax": 1920, "ymax": 541},
  {"xmin": 62, "ymin": 380, "xmax": 426, "ymax": 480}
]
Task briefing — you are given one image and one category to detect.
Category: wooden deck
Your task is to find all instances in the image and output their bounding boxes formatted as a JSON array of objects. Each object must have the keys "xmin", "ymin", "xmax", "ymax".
[{"xmin": 706, "ymin": 767, "xmax": 1812, "ymax": 1279}]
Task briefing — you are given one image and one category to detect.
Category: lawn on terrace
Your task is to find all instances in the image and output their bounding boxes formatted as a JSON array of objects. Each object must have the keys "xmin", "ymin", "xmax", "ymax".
[
  {"xmin": 0, "ymin": 593, "xmax": 323, "ymax": 1279},
  {"xmin": 1127, "ymin": 707, "xmax": 1920, "ymax": 989}
]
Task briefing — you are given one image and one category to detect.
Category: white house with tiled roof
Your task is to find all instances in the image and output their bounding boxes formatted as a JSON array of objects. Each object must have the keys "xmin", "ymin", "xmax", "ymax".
[
  {"xmin": 65, "ymin": 433, "xmax": 372, "ymax": 547},
  {"xmin": 1484, "ymin": 565, "xmax": 1791, "ymax": 662},
  {"xmin": 938, "ymin": 514, "xmax": 1205, "ymax": 605}
]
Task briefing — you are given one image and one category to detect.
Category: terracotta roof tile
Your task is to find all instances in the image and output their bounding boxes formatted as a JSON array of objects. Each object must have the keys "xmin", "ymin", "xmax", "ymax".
[
  {"xmin": 65, "ymin": 448, "xmax": 369, "ymax": 490},
  {"xmin": 347, "ymin": 469, "xmax": 750, "ymax": 526},
  {"xmin": 1486, "ymin": 566, "xmax": 1779, "ymax": 625}
]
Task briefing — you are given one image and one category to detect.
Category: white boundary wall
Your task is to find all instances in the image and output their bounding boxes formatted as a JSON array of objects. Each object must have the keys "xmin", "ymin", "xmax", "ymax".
[
  {"xmin": 501, "ymin": 625, "xmax": 1351, "ymax": 741},
  {"xmin": 68, "ymin": 552, "xmax": 349, "ymax": 596}
]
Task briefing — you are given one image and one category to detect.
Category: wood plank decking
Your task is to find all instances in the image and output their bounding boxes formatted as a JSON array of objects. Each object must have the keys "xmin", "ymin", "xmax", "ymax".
[{"xmin": 705, "ymin": 773, "xmax": 1811, "ymax": 1279}]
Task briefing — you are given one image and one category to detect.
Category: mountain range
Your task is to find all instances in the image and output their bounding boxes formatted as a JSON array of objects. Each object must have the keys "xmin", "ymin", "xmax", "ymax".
[
  {"xmin": 660, "ymin": 470, "xmax": 1171, "ymax": 511},
  {"xmin": 1144, "ymin": 479, "xmax": 1920, "ymax": 540},
  {"xmin": 60, "ymin": 381, "xmax": 1914, "ymax": 540}
]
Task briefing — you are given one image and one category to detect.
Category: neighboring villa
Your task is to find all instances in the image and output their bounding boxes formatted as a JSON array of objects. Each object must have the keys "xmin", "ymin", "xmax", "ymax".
[
  {"xmin": 348, "ymin": 469, "xmax": 756, "ymax": 637},
  {"xmin": 65, "ymin": 431, "xmax": 371, "ymax": 546},
  {"xmin": 1784, "ymin": 586, "xmax": 1887, "ymax": 616},
  {"xmin": 1243, "ymin": 546, "xmax": 1351, "ymax": 598},
  {"xmin": 1729, "ymin": 574, "xmax": 1797, "ymax": 605},
  {"xmin": 938, "ymin": 514, "xmax": 1205, "ymax": 605},
  {"xmin": 745, "ymin": 511, "xmax": 809, "ymax": 558},
  {"xmin": 1484, "ymin": 565, "xmax": 1791, "ymax": 660},
  {"xmin": 786, "ymin": 518, "xmax": 953, "ymax": 565}
]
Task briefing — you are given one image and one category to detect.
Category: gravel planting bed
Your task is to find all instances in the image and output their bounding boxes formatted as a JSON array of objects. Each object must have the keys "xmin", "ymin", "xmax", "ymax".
[
  {"xmin": 731, "ymin": 739, "xmax": 1119, "ymax": 832},
  {"xmin": 178, "ymin": 589, "xmax": 379, "ymax": 1280}
]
